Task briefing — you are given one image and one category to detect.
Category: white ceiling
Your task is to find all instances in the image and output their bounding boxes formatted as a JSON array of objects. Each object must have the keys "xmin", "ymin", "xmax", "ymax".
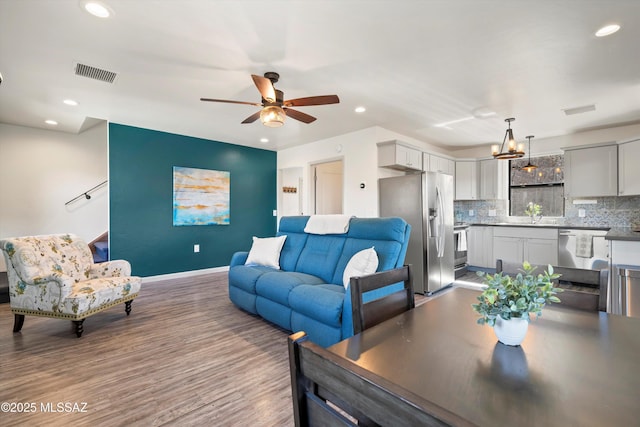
[{"xmin": 1, "ymin": 0, "xmax": 639, "ymax": 151}]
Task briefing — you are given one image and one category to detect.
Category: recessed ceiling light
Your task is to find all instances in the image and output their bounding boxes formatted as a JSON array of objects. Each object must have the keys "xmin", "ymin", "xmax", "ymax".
[
  {"xmin": 260, "ymin": 138, "xmax": 269, "ymax": 143},
  {"xmin": 63, "ymin": 99, "xmax": 78, "ymax": 106},
  {"xmin": 354, "ymin": 106, "xmax": 366, "ymax": 113},
  {"xmin": 80, "ymin": 1, "xmax": 113, "ymax": 18},
  {"xmin": 595, "ymin": 24, "xmax": 620, "ymax": 37},
  {"xmin": 45, "ymin": 120, "xmax": 58, "ymax": 126}
]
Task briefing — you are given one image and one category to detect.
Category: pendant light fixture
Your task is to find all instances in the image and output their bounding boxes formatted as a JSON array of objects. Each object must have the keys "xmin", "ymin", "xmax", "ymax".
[
  {"xmin": 521, "ymin": 135, "xmax": 538, "ymax": 172},
  {"xmin": 491, "ymin": 118, "xmax": 525, "ymax": 159}
]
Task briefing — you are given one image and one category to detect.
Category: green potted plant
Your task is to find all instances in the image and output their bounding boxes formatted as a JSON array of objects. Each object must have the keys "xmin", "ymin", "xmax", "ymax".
[
  {"xmin": 472, "ymin": 262, "xmax": 562, "ymax": 346},
  {"xmin": 524, "ymin": 202, "xmax": 542, "ymax": 224}
]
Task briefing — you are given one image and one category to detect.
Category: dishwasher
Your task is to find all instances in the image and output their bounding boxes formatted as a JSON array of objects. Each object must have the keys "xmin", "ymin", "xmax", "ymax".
[{"xmin": 557, "ymin": 229, "xmax": 609, "ymax": 270}]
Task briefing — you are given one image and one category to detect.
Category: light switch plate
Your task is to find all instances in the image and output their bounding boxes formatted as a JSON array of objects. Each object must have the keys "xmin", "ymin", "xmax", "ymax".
[
  {"xmin": 488, "ymin": 209, "xmax": 497, "ymax": 217},
  {"xmin": 578, "ymin": 209, "xmax": 586, "ymax": 218},
  {"xmin": 469, "ymin": 209, "xmax": 475, "ymax": 216},
  {"xmin": 193, "ymin": 244, "xmax": 200, "ymax": 253}
]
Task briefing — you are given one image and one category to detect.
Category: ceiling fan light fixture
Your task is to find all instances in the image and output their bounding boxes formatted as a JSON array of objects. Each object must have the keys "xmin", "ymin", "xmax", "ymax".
[
  {"xmin": 492, "ymin": 118, "xmax": 525, "ymax": 160},
  {"xmin": 260, "ymin": 105, "xmax": 286, "ymax": 127}
]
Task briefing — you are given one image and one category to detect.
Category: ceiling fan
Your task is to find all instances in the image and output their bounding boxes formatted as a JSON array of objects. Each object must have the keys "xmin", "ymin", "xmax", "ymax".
[{"xmin": 200, "ymin": 72, "xmax": 339, "ymax": 127}]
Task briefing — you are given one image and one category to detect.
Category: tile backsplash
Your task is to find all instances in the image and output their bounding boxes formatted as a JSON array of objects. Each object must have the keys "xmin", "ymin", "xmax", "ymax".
[{"xmin": 455, "ymin": 195, "xmax": 640, "ymax": 228}]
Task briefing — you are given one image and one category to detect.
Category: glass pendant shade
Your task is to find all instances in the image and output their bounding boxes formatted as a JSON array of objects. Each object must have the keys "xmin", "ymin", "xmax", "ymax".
[{"xmin": 260, "ymin": 106, "xmax": 286, "ymax": 127}]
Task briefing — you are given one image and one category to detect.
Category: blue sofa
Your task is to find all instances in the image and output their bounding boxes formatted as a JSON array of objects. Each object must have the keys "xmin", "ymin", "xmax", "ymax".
[{"xmin": 228, "ymin": 216, "xmax": 411, "ymax": 347}]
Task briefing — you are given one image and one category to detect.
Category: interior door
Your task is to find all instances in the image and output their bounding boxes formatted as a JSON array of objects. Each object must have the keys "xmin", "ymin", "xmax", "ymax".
[{"xmin": 312, "ymin": 160, "xmax": 343, "ymax": 214}]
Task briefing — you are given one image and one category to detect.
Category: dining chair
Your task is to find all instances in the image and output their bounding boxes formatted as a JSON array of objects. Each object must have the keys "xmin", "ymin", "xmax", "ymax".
[
  {"xmin": 350, "ymin": 265, "xmax": 414, "ymax": 335},
  {"xmin": 495, "ymin": 259, "xmax": 608, "ymax": 312}
]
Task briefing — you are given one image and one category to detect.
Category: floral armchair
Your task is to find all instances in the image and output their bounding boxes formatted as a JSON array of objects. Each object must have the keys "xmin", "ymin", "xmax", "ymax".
[{"xmin": 0, "ymin": 234, "xmax": 141, "ymax": 337}]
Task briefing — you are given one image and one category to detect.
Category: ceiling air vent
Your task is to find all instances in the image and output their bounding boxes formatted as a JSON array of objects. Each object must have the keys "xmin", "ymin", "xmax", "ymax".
[
  {"xmin": 74, "ymin": 62, "xmax": 117, "ymax": 83},
  {"xmin": 562, "ymin": 104, "xmax": 596, "ymax": 116}
]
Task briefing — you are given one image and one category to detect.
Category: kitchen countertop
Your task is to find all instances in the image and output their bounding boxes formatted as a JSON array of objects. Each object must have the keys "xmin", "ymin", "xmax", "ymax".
[
  {"xmin": 466, "ymin": 223, "xmax": 640, "ymax": 241},
  {"xmin": 467, "ymin": 223, "xmax": 610, "ymax": 231},
  {"xmin": 604, "ymin": 227, "xmax": 640, "ymax": 241}
]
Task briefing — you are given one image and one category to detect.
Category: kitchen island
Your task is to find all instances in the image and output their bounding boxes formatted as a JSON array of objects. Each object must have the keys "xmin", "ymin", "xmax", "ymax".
[{"xmin": 605, "ymin": 228, "xmax": 640, "ymax": 316}]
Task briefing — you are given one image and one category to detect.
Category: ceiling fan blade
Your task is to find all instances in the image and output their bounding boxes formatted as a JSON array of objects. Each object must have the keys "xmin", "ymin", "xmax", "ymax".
[
  {"xmin": 284, "ymin": 95, "xmax": 340, "ymax": 107},
  {"xmin": 284, "ymin": 108, "xmax": 317, "ymax": 124},
  {"xmin": 241, "ymin": 111, "xmax": 261, "ymax": 124},
  {"xmin": 200, "ymin": 98, "xmax": 262, "ymax": 107},
  {"xmin": 251, "ymin": 75, "xmax": 277, "ymax": 103}
]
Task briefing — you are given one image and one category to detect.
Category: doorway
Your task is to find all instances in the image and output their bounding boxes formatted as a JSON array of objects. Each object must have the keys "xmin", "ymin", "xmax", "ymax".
[{"xmin": 311, "ymin": 159, "xmax": 343, "ymax": 214}]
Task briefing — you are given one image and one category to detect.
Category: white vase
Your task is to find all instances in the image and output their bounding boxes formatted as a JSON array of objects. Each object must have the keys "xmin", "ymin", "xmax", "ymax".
[{"xmin": 493, "ymin": 315, "xmax": 529, "ymax": 346}]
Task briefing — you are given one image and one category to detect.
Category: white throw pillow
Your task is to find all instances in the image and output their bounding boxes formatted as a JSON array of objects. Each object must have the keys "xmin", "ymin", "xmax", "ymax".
[
  {"xmin": 343, "ymin": 247, "xmax": 378, "ymax": 289},
  {"xmin": 245, "ymin": 235, "xmax": 287, "ymax": 269}
]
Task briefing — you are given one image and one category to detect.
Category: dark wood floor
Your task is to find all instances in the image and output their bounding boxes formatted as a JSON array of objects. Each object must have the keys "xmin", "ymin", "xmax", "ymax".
[
  {"xmin": 0, "ymin": 270, "xmax": 484, "ymax": 426},
  {"xmin": 0, "ymin": 272, "xmax": 295, "ymax": 426}
]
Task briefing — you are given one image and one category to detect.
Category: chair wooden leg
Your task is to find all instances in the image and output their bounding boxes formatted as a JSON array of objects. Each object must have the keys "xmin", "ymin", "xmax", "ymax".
[
  {"xmin": 125, "ymin": 300, "xmax": 132, "ymax": 316},
  {"xmin": 73, "ymin": 320, "xmax": 84, "ymax": 338},
  {"xmin": 13, "ymin": 314, "xmax": 25, "ymax": 333}
]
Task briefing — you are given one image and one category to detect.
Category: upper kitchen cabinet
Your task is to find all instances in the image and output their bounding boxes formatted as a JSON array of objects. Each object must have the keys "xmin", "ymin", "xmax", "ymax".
[
  {"xmin": 455, "ymin": 159, "xmax": 506, "ymax": 200},
  {"xmin": 618, "ymin": 137, "xmax": 640, "ymax": 196},
  {"xmin": 479, "ymin": 159, "xmax": 508, "ymax": 200},
  {"xmin": 564, "ymin": 143, "xmax": 617, "ymax": 198},
  {"xmin": 378, "ymin": 140, "xmax": 422, "ymax": 172},
  {"xmin": 425, "ymin": 153, "xmax": 455, "ymax": 175},
  {"xmin": 455, "ymin": 161, "xmax": 478, "ymax": 200}
]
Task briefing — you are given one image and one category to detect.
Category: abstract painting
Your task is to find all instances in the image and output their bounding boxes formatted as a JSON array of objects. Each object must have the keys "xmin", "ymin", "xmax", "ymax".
[{"xmin": 173, "ymin": 166, "xmax": 230, "ymax": 226}]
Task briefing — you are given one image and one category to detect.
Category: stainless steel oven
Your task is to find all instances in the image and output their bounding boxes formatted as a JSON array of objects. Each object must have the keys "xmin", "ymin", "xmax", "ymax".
[{"xmin": 453, "ymin": 224, "xmax": 469, "ymax": 278}]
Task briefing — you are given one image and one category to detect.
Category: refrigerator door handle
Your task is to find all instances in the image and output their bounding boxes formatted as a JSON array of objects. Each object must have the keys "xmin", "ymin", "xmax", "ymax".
[{"xmin": 436, "ymin": 186, "xmax": 445, "ymax": 258}]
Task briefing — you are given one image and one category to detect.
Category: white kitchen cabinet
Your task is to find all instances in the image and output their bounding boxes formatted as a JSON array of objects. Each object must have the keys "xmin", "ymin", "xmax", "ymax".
[
  {"xmin": 564, "ymin": 143, "xmax": 617, "ymax": 198},
  {"xmin": 468, "ymin": 226, "xmax": 494, "ymax": 268},
  {"xmin": 426, "ymin": 153, "xmax": 455, "ymax": 175},
  {"xmin": 479, "ymin": 159, "xmax": 508, "ymax": 200},
  {"xmin": 618, "ymin": 138, "xmax": 640, "ymax": 196},
  {"xmin": 526, "ymin": 238, "xmax": 559, "ymax": 265},
  {"xmin": 455, "ymin": 161, "xmax": 478, "ymax": 200},
  {"xmin": 492, "ymin": 227, "xmax": 558, "ymax": 266},
  {"xmin": 378, "ymin": 140, "xmax": 422, "ymax": 171},
  {"xmin": 493, "ymin": 236, "xmax": 524, "ymax": 265}
]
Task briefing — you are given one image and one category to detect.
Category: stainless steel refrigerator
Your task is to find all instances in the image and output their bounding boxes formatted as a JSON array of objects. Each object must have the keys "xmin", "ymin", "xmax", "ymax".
[{"xmin": 379, "ymin": 172, "xmax": 454, "ymax": 295}]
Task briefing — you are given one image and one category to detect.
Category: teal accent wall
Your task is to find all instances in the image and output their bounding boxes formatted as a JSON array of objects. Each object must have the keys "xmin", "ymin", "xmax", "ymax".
[{"xmin": 109, "ymin": 123, "xmax": 277, "ymax": 276}]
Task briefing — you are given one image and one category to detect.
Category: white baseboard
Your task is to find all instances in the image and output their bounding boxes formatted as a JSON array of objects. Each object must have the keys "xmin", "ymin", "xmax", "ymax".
[{"xmin": 142, "ymin": 266, "xmax": 229, "ymax": 283}]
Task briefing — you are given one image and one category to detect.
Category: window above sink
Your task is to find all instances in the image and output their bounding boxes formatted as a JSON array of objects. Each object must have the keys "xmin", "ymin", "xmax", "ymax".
[{"xmin": 509, "ymin": 154, "xmax": 564, "ymax": 217}]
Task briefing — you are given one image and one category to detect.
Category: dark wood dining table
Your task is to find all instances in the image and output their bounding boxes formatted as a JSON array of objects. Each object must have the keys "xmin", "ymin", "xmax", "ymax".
[{"xmin": 326, "ymin": 287, "xmax": 640, "ymax": 426}]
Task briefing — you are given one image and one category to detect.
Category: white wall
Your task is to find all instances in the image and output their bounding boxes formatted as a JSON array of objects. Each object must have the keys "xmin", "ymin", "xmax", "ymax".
[
  {"xmin": 451, "ymin": 122, "xmax": 640, "ymax": 159},
  {"xmin": 277, "ymin": 123, "xmax": 640, "ymax": 220},
  {"xmin": 277, "ymin": 126, "xmax": 446, "ymax": 218},
  {"xmin": 0, "ymin": 122, "xmax": 108, "ymax": 271}
]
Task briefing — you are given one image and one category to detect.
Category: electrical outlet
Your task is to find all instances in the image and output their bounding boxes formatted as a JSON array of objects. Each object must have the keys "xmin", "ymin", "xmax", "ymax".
[
  {"xmin": 488, "ymin": 209, "xmax": 497, "ymax": 217},
  {"xmin": 469, "ymin": 209, "xmax": 475, "ymax": 217},
  {"xmin": 193, "ymin": 244, "xmax": 200, "ymax": 253},
  {"xmin": 578, "ymin": 209, "xmax": 586, "ymax": 218},
  {"xmin": 272, "ymin": 210, "xmax": 277, "ymax": 216}
]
